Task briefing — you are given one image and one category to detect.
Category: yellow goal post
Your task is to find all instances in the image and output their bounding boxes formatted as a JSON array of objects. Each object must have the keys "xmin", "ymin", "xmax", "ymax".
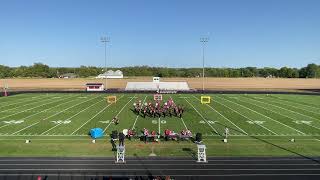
[
  {"xmin": 200, "ymin": 96, "xmax": 211, "ymax": 104},
  {"xmin": 106, "ymin": 96, "xmax": 117, "ymax": 104}
]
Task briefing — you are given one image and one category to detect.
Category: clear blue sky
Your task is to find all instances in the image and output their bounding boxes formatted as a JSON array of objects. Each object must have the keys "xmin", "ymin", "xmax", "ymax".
[{"xmin": 0, "ymin": 0, "xmax": 319, "ymax": 68}]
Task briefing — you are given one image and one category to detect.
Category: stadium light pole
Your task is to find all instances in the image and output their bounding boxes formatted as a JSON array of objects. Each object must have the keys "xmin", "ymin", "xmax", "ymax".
[
  {"xmin": 200, "ymin": 37, "xmax": 209, "ymax": 92},
  {"xmin": 101, "ymin": 36, "xmax": 110, "ymax": 90}
]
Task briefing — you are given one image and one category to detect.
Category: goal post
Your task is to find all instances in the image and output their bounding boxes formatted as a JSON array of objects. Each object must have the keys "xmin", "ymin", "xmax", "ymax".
[
  {"xmin": 106, "ymin": 96, "xmax": 117, "ymax": 104},
  {"xmin": 200, "ymin": 96, "xmax": 211, "ymax": 104}
]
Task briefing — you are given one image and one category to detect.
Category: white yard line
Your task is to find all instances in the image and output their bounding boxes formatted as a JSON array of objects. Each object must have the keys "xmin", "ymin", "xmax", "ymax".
[
  {"xmin": 0, "ymin": 134, "xmax": 88, "ymax": 137},
  {"xmin": 0, "ymin": 95, "xmax": 45, "ymax": 109},
  {"xmin": 40, "ymin": 96, "xmax": 104, "ymax": 135},
  {"xmin": 304, "ymin": 123, "xmax": 320, "ymax": 131},
  {"xmin": 265, "ymin": 97, "xmax": 320, "ymax": 115},
  {"xmin": 132, "ymin": 95, "xmax": 147, "ymax": 130},
  {"xmin": 10, "ymin": 95, "xmax": 76, "ymax": 122},
  {"xmin": 180, "ymin": 117, "xmax": 189, "ymax": 130},
  {"xmin": 71, "ymin": 95, "xmax": 124, "ymax": 135},
  {"xmin": 11, "ymin": 122, "xmax": 40, "ymax": 135},
  {"xmin": 0, "ymin": 124, "xmax": 11, "ymax": 130},
  {"xmin": 103, "ymin": 95, "xmax": 135, "ymax": 133},
  {"xmin": 40, "ymin": 123, "xmax": 61, "ymax": 135},
  {"xmin": 184, "ymin": 99, "xmax": 219, "ymax": 135},
  {"xmin": 0, "ymin": 95, "xmax": 61, "ymax": 120},
  {"xmin": 171, "ymin": 95, "xmax": 189, "ymax": 131},
  {"xmin": 0, "ymin": 94, "xmax": 56, "ymax": 113},
  {"xmin": 42, "ymin": 95, "xmax": 98, "ymax": 121},
  {"xmin": 238, "ymin": 97, "xmax": 306, "ymax": 135},
  {"xmin": 206, "ymin": 104, "xmax": 248, "ymax": 135},
  {"xmin": 266, "ymin": 96, "xmax": 320, "ymax": 112},
  {"xmin": 214, "ymin": 96, "xmax": 277, "ymax": 135},
  {"xmin": 219, "ymin": 96, "xmax": 298, "ymax": 135},
  {"xmin": 252, "ymin": 97, "xmax": 320, "ymax": 122},
  {"xmin": 191, "ymin": 95, "xmax": 248, "ymax": 135},
  {"xmin": 10, "ymin": 95, "xmax": 81, "ymax": 135}
]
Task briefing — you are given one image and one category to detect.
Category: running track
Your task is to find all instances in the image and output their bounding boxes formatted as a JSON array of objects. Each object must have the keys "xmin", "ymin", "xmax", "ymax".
[{"xmin": 0, "ymin": 157, "xmax": 319, "ymax": 180}]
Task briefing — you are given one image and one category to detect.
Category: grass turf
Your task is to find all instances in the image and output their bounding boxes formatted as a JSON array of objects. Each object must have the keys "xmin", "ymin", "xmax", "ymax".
[{"xmin": 0, "ymin": 93, "xmax": 320, "ymax": 157}]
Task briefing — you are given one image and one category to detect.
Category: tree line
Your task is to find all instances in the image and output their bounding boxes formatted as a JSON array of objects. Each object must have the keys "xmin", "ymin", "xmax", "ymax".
[{"xmin": 0, "ymin": 63, "xmax": 319, "ymax": 78}]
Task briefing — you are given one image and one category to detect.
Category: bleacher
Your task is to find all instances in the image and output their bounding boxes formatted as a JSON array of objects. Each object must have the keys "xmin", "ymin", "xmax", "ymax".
[{"xmin": 125, "ymin": 82, "xmax": 190, "ymax": 91}]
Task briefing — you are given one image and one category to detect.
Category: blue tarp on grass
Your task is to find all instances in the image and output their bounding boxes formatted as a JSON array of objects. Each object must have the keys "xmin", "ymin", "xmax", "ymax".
[{"xmin": 90, "ymin": 128, "xmax": 104, "ymax": 139}]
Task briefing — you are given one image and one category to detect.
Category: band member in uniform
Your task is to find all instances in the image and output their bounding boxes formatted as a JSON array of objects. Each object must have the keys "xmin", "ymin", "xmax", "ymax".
[
  {"xmin": 143, "ymin": 128, "xmax": 149, "ymax": 143},
  {"xmin": 112, "ymin": 116, "xmax": 119, "ymax": 125}
]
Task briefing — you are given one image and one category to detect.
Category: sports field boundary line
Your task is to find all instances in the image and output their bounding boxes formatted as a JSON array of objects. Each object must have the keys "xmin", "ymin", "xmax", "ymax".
[
  {"xmin": 213, "ymin": 96, "xmax": 277, "ymax": 135},
  {"xmin": 191, "ymin": 95, "xmax": 248, "ymax": 135},
  {"xmin": 103, "ymin": 95, "xmax": 135, "ymax": 133},
  {"xmin": 184, "ymin": 98, "xmax": 220, "ymax": 135},
  {"xmin": 237, "ymin": 97, "xmax": 307, "ymax": 135},
  {"xmin": 250, "ymin": 96, "xmax": 320, "ymax": 122},
  {"xmin": 71, "ymin": 95, "xmax": 125, "ymax": 135},
  {"xmin": 0, "ymin": 95, "xmax": 64, "ymax": 120},
  {"xmin": 40, "ymin": 95, "xmax": 104, "ymax": 135},
  {"xmin": 219, "ymin": 96, "xmax": 305, "ymax": 136},
  {"xmin": 131, "ymin": 95, "xmax": 147, "ymax": 130}
]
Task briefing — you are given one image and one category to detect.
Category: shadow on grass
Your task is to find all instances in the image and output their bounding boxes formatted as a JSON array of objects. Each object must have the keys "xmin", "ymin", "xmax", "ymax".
[
  {"xmin": 182, "ymin": 148, "xmax": 197, "ymax": 160},
  {"xmin": 209, "ymin": 120, "xmax": 320, "ymax": 164}
]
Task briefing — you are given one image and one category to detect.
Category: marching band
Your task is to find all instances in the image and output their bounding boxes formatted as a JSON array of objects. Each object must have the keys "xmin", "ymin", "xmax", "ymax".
[{"xmin": 133, "ymin": 97, "xmax": 185, "ymax": 118}]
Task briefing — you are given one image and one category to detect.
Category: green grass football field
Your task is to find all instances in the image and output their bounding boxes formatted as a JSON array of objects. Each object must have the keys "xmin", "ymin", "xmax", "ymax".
[{"xmin": 0, "ymin": 92, "xmax": 320, "ymax": 157}]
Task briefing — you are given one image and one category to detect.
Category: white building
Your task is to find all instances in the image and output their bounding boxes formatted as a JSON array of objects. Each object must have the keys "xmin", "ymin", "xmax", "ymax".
[{"xmin": 96, "ymin": 70, "xmax": 123, "ymax": 79}]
